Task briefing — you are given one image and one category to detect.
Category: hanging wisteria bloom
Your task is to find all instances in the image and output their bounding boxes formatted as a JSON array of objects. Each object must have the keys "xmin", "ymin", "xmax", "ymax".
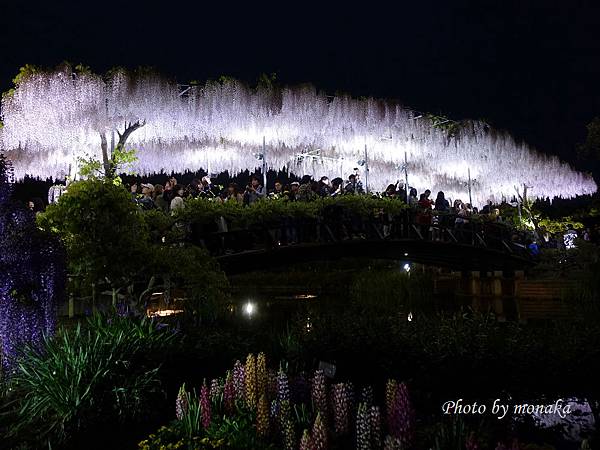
[
  {"xmin": 1, "ymin": 67, "xmax": 595, "ymax": 205},
  {"xmin": 0, "ymin": 154, "xmax": 65, "ymax": 375}
]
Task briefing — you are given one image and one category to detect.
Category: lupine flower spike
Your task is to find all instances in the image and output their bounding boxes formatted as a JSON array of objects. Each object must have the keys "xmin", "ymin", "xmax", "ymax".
[
  {"xmin": 200, "ymin": 380, "xmax": 211, "ymax": 429},
  {"xmin": 233, "ymin": 359, "xmax": 245, "ymax": 401},
  {"xmin": 245, "ymin": 353, "xmax": 257, "ymax": 409},
  {"xmin": 257, "ymin": 393, "xmax": 270, "ymax": 437},
  {"xmin": 312, "ymin": 412, "xmax": 328, "ymax": 450},
  {"xmin": 299, "ymin": 429, "xmax": 314, "ymax": 450},
  {"xmin": 223, "ymin": 371, "xmax": 235, "ymax": 415},
  {"xmin": 311, "ymin": 370, "xmax": 328, "ymax": 419},
  {"xmin": 175, "ymin": 383, "xmax": 188, "ymax": 420},
  {"xmin": 332, "ymin": 383, "xmax": 350, "ymax": 435},
  {"xmin": 356, "ymin": 402, "xmax": 372, "ymax": 450}
]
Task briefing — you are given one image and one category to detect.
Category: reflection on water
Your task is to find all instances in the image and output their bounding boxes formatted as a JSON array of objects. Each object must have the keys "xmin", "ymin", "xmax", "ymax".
[{"xmin": 229, "ymin": 291, "xmax": 325, "ymax": 329}]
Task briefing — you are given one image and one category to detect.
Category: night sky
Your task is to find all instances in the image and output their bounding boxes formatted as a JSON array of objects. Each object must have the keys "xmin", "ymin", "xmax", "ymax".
[{"xmin": 1, "ymin": 1, "xmax": 599, "ymax": 174}]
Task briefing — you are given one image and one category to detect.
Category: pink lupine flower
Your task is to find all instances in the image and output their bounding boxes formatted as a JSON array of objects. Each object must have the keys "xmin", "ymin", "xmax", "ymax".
[
  {"xmin": 200, "ymin": 381, "xmax": 211, "ymax": 429},
  {"xmin": 223, "ymin": 371, "xmax": 235, "ymax": 415}
]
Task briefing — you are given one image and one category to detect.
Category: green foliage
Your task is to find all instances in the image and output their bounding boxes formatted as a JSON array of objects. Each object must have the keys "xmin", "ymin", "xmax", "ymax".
[
  {"xmin": 37, "ymin": 179, "xmax": 148, "ymax": 290},
  {"xmin": 37, "ymin": 177, "xmax": 230, "ymax": 317},
  {"xmin": 256, "ymin": 72, "xmax": 278, "ymax": 91},
  {"xmin": 180, "ymin": 390, "xmax": 203, "ymax": 439},
  {"xmin": 177, "ymin": 195, "xmax": 407, "ymax": 230},
  {"xmin": 350, "ymin": 269, "xmax": 434, "ymax": 314},
  {"xmin": 577, "ymin": 117, "xmax": 600, "ymax": 161},
  {"xmin": 205, "ymin": 409, "xmax": 274, "ymax": 449},
  {"xmin": 12, "ymin": 64, "xmax": 42, "ymax": 86},
  {"xmin": 7, "ymin": 313, "xmax": 177, "ymax": 447},
  {"xmin": 430, "ymin": 416, "xmax": 470, "ymax": 450},
  {"xmin": 78, "ymin": 145, "xmax": 139, "ymax": 184},
  {"xmin": 426, "ymin": 114, "xmax": 463, "ymax": 138},
  {"xmin": 538, "ymin": 216, "xmax": 584, "ymax": 234},
  {"xmin": 140, "ymin": 408, "xmax": 275, "ymax": 450},
  {"xmin": 154, "ymin": 245, "xmax": 230, "ymax": 325}
]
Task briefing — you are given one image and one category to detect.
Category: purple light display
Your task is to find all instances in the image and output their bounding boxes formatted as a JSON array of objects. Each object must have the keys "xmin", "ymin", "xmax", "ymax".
[{"xmin": 0, "ymin": 154, "xmax": 66, "ymax": 376}]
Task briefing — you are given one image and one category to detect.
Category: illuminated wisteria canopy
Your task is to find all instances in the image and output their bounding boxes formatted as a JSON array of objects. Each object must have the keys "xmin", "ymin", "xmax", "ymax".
[{"xmin": 1, "ymin": 68, "xmax": 596, "ymax": 205}]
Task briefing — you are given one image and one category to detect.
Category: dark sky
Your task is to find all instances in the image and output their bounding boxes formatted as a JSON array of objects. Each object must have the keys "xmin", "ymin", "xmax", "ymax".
[{"xmin": 1, "ymin": 1, "xmax": 600, "ymax": 170}]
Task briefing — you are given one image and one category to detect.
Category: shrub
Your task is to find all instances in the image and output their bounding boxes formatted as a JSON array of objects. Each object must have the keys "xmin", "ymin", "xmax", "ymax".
[{"xmin": 5, "ymin": 313, "xmax": 177, "ymax": 447}]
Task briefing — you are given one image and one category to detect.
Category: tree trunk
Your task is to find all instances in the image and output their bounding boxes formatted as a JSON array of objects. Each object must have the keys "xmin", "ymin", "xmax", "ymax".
[
  {"xmin": 100, "ymin": 132, "xmax": 110, "ymax": 178},
  {"xmin": 99, "ymin": 120, "xmax": 145, "ymax": 178}
]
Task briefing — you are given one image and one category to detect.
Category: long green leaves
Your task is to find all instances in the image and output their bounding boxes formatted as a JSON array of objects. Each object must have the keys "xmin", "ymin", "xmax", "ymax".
[{"xmin": 7, "ymin": 313, "xmax": 177, "ymax": 446}]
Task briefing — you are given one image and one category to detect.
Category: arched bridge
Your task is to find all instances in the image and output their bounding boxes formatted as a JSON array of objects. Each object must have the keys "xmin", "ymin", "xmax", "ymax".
[{"xmin": 191, "ymin": 213, "xmax": 535, "ymax": 274}]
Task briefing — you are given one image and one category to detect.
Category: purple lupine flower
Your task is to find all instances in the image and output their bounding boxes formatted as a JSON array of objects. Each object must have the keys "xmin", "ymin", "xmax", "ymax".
[
  {"xmin": 200, "ymin": 381, "xmax": 211, "ymax": 429},
  {"xmin": 311, "ymin": 370, "xmax": 328, "ymax": 419},
  {"xmin": 312, "ymin": 412, "xmax": 328, "ymax": 450},
  {"xmin": 233, "ymin": 360, "xmax": 246, "ymax": 401},
  {"xmin": 369, "ymin": 406, "xmax": 382, "ymax": 450},
  {"xmin": 356, "ymin": 402, "xmax": 371, "ymax": 450},
  {"xmin": 277, "ymin": 368, "xmax": 290, "ymax": 402},
  {"xmin": 299, "ymin": 429, "xmax": 314, "ymax": 450},
  {"xmin": 331, "ymin": 383, "xmax": 350, "ymax": 435},
  {"xmin": 175, "ymin": 384, "xmax": 188, "ymax": 420},
  {"xmin": 223, "ymin": 371, "xmax": 235, "ymax": 415}
]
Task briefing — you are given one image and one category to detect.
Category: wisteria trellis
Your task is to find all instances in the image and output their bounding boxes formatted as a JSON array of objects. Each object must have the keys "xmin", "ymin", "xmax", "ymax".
[{"xmin": 1, "ymin": 68, "xmax": 596, "ymax": 205}]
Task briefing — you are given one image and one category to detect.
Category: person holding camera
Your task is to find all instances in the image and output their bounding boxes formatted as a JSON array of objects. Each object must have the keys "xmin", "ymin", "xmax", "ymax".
[{"xmin": 243, "ymin": 175, "xmax": 266, "ymax": 205}]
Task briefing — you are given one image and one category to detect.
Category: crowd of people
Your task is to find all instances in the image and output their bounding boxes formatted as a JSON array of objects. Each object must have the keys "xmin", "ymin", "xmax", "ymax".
[
  {"xmin": 20, "ymin": 170, "xmax": 596, "ymax": 255},
  {"xmin": 128, "ymin": 172, "xmax": 373, "ymax": 213}
]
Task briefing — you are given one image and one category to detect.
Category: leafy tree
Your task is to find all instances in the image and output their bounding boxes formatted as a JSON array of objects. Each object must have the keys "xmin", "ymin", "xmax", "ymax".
[
  {"xmin": 577, "ymin": 117, "xmax": 600, "ymax": 161},
  {"xmin": 37, "ymin": 177, "xmax": 229, "ymax": 316},
  {"xmin": 37, "ymin": 178, "xmax": 148, "ymax": 304}
]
